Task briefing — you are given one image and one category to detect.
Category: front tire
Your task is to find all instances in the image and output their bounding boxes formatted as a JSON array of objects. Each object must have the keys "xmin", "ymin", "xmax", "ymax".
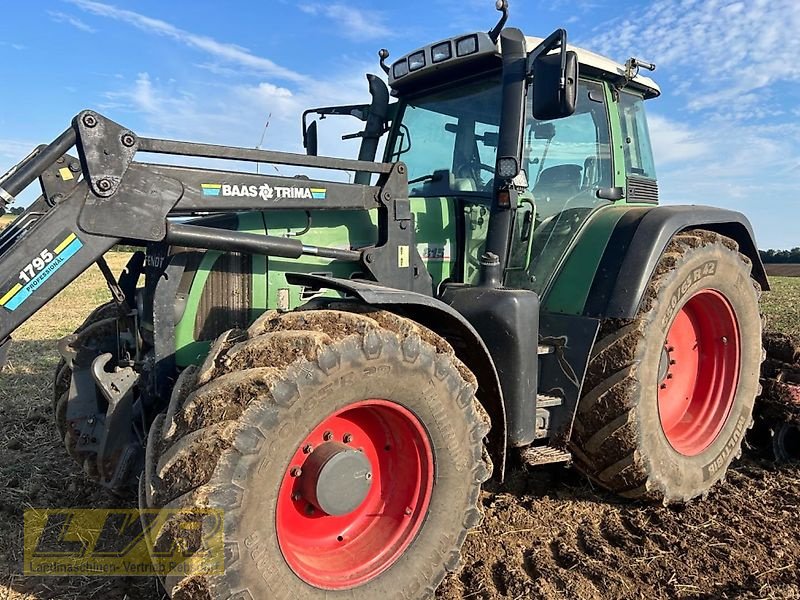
[
  {"xmin": 571, "ymin": 230, "xmax": 762, "ymax": 503},
  {"xmin": 142, "ymin": 306, "xmax": 490, "ymax": 599}
]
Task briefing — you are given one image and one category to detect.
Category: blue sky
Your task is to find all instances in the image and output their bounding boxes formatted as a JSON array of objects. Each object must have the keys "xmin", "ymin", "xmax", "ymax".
[{"xmin": 2, "ymin": 0, "xmax": 798, "ymax": 248}]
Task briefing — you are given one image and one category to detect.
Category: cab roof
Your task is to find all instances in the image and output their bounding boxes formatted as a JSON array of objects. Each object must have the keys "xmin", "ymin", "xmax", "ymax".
[
  {"xmin": 387, "ymin": 30, "xmax": 660, "ymax": 99},
  {"xmin": 525, "ymin": 36, "xmax": 661, "ymax": 98}
]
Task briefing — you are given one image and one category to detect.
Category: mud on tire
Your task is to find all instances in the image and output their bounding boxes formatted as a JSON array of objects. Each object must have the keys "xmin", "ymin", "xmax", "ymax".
[
  {"xmin": 141, "ymin": 305, "xmax": 491, "ymax": 599},
  {"xmin": 571, "ymin": 230, "xmax": 763, "ymax": 503}
]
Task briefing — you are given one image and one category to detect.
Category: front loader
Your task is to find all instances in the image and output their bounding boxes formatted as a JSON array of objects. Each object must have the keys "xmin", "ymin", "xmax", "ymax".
[{"xmin": 1, "ymin": 2, "xmax": 774, "ymax": 598}]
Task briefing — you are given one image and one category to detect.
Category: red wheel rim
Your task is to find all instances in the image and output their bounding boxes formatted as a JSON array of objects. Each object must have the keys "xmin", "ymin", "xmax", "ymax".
[
  {"xmin": 657, "ymin": 289, "xmax": 740, "ymax": 456},
  {"xmin": 276, "ymin": 400, "xmax": 434, "ymax": 590}
]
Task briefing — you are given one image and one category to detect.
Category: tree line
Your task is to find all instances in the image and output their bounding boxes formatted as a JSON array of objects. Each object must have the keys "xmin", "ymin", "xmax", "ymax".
[{"xmin": 760, "ymin": 248, "xmax": 800, "ymax": 264}]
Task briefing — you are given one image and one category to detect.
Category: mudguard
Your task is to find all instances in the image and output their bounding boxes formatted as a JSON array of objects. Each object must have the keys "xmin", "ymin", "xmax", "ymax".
[
  {"xmin": 285, "ymin": 273, "xmax": 508, "ymax": 480},
  {"xmin": 583, "ymin": 205, "xmax": 769, "ymax": 319}
]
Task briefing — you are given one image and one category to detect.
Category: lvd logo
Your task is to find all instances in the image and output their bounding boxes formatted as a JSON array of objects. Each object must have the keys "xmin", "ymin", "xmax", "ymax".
[{"xmin": 23, "ymin": 508, "xmax": 224, "ymax": 576}]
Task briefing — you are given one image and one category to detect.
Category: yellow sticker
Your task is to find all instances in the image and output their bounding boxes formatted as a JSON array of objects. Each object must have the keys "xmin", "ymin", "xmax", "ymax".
[
  {"xmin": 55, "ymin": 233, "xmax": 77, "ymax": 254},
  {"xmin": 58, "ymin": 167, "xmax": 74, "ymax": 182},
  {"xmin": 398, "ymin": 245, "xmax": 410, "ymax": 268},
  {"xmin": 0, "ymin": 283, "xmax": 22, "ymax": 306}
]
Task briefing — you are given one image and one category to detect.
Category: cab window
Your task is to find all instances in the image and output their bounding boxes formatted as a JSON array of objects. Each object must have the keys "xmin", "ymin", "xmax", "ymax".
[
  {"xmin": 523, "ymin": 79, "xmax": 613, "ymax": 220},
  {"xmin": 618, "ymin": 91, "xmax": 657, "ymax": 179},
  {"xmin": 512, "ymin": 79, "xmax": 614, "ymax": 293}
]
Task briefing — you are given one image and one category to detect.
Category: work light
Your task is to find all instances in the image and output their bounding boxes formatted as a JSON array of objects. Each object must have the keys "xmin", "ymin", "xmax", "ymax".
[
  {"xmin": 456, "ymin": 35, "xmax": 479, "ymax": 57},
  {"xmin": 431, "ymin": 42, "xmax": 452, "ymax": 63},
  {"xmin": 393, "ymin": 60, "xmax": 409, "ymax": 78},
  {"xmin": 408, "ymin": 51, "xmax": 426, "ymax": 71}
]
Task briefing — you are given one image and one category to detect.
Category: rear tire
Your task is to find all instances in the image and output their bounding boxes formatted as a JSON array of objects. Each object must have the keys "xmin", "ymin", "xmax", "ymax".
[
  {"xmin": 142, "ymin": 306, "xmax": 490, "ymax": 599},
  {"xmin": 571, "ymin": 230, "xmax": 762, "ymax": 503}
]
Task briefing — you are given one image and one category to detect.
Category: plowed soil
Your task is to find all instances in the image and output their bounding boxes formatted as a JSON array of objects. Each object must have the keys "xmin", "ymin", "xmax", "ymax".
[
  {"xmin": 436, "ymin": 456, "xmax": 800, "ymax": 600},
  {"xmin": 1, "ymin": 264, "xmax": 799, "ymax": 600}
]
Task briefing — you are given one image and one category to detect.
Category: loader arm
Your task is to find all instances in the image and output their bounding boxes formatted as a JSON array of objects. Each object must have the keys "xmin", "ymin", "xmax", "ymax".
[{"xmin": 0, "ymin": 110, "xmax": 426, "ymax": 350}]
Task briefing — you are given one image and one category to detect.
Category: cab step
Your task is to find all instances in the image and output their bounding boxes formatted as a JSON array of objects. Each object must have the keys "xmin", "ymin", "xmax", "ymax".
[{"xmin": 520, "ymin": 445, "xmax": 572, "ymax": 467}]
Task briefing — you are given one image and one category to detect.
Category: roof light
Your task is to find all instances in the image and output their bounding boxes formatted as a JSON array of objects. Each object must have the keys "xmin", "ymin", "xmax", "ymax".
[
  {"xmin": 456, "ymin": 35, "xmax": 479, "ymax": 57},
  {"xmin": 408, "ymin": 51, "xmax": 426, "ymax": 71},
  {"xmin": 431, "ymin": 41, "xmax": 452, "ymax": 63},
  {"xmin": 392, "ymin": 59, "xmax": 409, "ymax": 79}
]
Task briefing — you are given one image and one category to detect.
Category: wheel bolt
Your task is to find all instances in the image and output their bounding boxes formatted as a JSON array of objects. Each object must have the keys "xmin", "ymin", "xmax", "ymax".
[
  {"xmin": 365, "ymin": 472, "xmax": 372, "ymax": 480},
  {"xmin": 302, "ymin": 444, "xmax": 313, "ymax": 454},
  {"xmin": 404, "ymin": 507, "xmax": 412, "ymax": 516},
  {"xmin": 660, "ymin": 383, "xmax": 668, "ymax": 390},
  {"xmin": 292, "ymin": 492, "xmax": 302, "ymax": 501},
  {"xmin": 667, "ymin": 346, "xmax": 675, "ymax": 352},
  {"xmin": 323, "ymin": 431, "xmax": 333, "ymax": 442},
  {"xmin": 669, "ymin": 359, "xmax": 676, "ymax": 365},
  {"xmin": 305, "ymin": 505, "xmax": 315, "ymax": 515},
  {"xmin": 721, "ymin": 336, "xmax": 728, "ymax": 345},
  {"xmin": 343, "ymin": 433, "xmax": 353, "ymax": 444},
  {"xmin": 290, "ymin": 467, "xmax": 302, "ymax": 478}
]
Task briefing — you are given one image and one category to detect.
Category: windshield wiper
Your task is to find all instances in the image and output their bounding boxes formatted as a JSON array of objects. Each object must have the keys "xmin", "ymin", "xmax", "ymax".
[{"xmin": 408, "ymin": 172, "xmax": 444, "ymax": 185}]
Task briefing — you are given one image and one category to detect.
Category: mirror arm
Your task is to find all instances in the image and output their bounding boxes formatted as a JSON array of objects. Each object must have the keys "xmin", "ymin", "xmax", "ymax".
[{"xmin": 526, "ymin": 28, "xmax": 568, "ymax": 86}]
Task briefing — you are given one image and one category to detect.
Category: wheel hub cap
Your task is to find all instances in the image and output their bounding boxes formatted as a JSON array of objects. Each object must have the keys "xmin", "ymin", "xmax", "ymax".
[{"xmin": 299, "ymin": 442, "xmax": 373, "ymax": 516}]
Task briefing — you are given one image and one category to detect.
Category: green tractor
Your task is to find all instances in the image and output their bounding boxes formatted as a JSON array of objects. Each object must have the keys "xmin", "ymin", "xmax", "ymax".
[{"xmin": 0, "ymin": 2, "xmax": 767, "ymax": 597}]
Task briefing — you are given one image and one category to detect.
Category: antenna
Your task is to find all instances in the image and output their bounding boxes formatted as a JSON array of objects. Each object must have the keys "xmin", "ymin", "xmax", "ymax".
[{"xmin": 255, "ymin": 113, "xmax": 281, "ymax": 175}]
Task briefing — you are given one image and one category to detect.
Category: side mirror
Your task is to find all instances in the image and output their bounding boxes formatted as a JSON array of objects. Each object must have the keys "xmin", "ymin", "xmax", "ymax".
[
  {"xmin": 305, "ymin": 120, "xmax": 318, "ymax": 156},
  {"xmin": 532, "ymin": 50, "xmax": 578, "ymax": 121}
]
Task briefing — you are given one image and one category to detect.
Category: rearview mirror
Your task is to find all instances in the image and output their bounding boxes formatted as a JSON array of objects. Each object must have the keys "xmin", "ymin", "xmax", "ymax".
[
  {"xmin": 305, "ymin": 120, "xmax": 318, "ymax": 156},
  {"xmin": 532, "ymin": 50, "xmax": 578, "ymax": 120}
]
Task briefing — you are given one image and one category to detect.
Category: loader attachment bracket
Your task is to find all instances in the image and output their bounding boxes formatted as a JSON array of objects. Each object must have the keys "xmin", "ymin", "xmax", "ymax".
[
  {"xmin": 91, "ymin": 353, "xmax": 142, "ymax": 488},
  {"xmin": 75, "ymin": 110, "xmax": 139, "ymax": 198}
]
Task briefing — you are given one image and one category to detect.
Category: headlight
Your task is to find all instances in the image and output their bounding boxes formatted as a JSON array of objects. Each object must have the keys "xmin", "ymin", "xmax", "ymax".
[
  {"xmin": 392, "ymin": 60, "xmax": 409, "ymax": 78},
  {"xmin": 408, "ymin": 51, "xmax": 426, "ymax": 71},
  {"xmin": 456, "ymin": 35, "xmax": 479, "ymax": 57},
  {"xmin": 431, "ymin": 42, "xmax": 452, "ymax": 63}
]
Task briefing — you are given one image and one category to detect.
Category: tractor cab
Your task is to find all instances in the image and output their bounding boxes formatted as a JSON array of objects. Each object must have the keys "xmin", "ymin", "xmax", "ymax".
[{"xmin": 382, "ymin": 27, "xmax": 661, "ymax": 292}]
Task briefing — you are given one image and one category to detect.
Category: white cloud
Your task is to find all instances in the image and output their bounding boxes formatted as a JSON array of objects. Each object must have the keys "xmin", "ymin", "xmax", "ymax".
[
  {"xmin": 647, "ymin": 113, "xmax": 711, "ymax": 165},
  {"xmin": 0, "ymin": 139, "xmax": 37, "ymax": 162},
  {"xmin": 68, "ymin": 0, "xmax": 307, "ymax": 83},
  {"xmin": 583, "ymin": 0, "xmax": 800, "ymax": 118},
  {"xmin": 48, "ymin": 10, "xmax": 96, "ymax": 33},
  {"xmin": 0, "ymin": 41, "xmax": 26, "ymax": 51},
  {"xmin": 299, "ymin": 4, "xmax": 392, "ymax": 41}
]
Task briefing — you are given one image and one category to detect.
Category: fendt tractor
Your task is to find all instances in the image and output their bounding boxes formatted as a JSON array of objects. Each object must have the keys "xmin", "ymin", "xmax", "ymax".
[{"xmin": 0, "ymin": 2, "xmax": 794, "ymax": 598}]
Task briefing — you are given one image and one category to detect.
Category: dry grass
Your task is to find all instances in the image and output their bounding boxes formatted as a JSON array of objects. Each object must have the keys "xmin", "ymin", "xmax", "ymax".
[{"xmin": 0, "ymin": 262, "xmax": 797, "ymax": 599}]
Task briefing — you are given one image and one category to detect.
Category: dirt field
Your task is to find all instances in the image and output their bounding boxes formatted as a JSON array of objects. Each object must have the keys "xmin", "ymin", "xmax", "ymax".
[
  {"xmin": 765, "ymin": 264, "xmax": 800, "ymax": 278},
  {"xmin": 0, "ymin": 261, "xmax": 798, "ymax": 600}
]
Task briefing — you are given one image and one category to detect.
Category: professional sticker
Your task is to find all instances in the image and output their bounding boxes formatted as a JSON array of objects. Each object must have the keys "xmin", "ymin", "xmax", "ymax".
[{"xmin": 0, "ymin": 232, "xmax": 83, "ymax": 311}]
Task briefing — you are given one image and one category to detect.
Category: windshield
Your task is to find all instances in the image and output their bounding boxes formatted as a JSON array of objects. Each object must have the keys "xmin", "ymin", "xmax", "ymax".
[{"xmin": 387, "ymin": 75, "xmax": 502, "ymax": 197}]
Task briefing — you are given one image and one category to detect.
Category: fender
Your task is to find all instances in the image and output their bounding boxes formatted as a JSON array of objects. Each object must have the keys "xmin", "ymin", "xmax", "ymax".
[
  {"xmin": 285, "ymin": 273, "xmax": 508, "ymax": 480},
  {"xmin": 583, "ymin": 205, "xmax": 769, "ymax": 319}
]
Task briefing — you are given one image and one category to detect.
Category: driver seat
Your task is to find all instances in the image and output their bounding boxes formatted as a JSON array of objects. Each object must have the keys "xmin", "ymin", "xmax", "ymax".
[{"xmin": 532, "ymin": 164, "xmax": 583, "ymax": 203}]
